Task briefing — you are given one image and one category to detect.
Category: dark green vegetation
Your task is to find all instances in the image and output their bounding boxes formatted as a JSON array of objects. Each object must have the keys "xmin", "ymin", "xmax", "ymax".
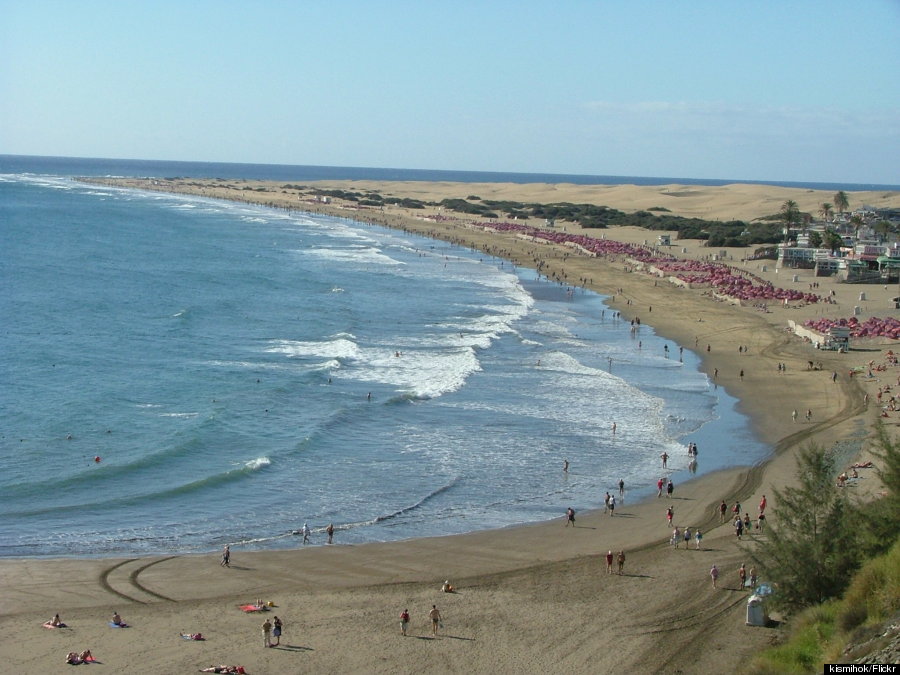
[
  {"xmin": 748, "ymin": 542, "xmax": 900, "ymax": 673},
  {"xmin": 293, "ymin": 187, "xmax": 786, "ymax": 247},
  {"xmin": 748, "ymin": 428, "xmax": 900, "ymax": 670}
]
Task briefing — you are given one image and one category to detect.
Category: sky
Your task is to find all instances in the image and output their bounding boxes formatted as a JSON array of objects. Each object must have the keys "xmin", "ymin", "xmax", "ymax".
[{"xmin": 2, "ymin": 1, "xmax": 899, "ymax": 184}]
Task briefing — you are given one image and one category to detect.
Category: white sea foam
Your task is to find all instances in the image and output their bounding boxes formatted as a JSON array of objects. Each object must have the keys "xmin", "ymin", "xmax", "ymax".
[
  {"xmin": 347, "ymin": 345, "xmax": 481, "ymax": 398},
  {"xmin": 266, "ymin": 337, "xmax": 360, "ymax": 359},
  {"xmin": 243, "ymin": 457, "xmax": 271, "ymax": 470},
  {"xmin": 302, "ymin": 245, "xmax": 403, "ymax": 266},
  {"xmin": 538, "ymin": 350, "xmax": 611, "ymax": 378}
]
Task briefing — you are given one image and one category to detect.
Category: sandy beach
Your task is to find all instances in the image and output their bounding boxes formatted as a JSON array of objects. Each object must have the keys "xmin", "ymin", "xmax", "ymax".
[{"xmin": 2, "ymin": 177, "xmax": 897, "ymax": 674}]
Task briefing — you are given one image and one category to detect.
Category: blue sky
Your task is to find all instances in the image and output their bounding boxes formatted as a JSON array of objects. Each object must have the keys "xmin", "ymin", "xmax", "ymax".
[{"xmin": 2, "ymin": 1, "xmax": 898, "ymax": 184}]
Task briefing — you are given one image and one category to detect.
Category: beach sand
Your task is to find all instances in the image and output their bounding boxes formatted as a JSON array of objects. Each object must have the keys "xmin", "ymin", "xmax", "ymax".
[{"xmin": 2, "ymin": 178, "xmax": 897, "ymax": 674}]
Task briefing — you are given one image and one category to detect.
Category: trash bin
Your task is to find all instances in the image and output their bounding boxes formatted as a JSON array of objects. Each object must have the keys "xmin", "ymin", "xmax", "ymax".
[{"xmin": 746, "ymin": 594, "xmax": 768, "ymax": 626}]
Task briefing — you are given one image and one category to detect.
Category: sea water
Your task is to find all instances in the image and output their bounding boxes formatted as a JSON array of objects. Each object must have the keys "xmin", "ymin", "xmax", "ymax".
[{"xmin": 0, "ymin": 160, "xmax": 768, "ymax": 558}]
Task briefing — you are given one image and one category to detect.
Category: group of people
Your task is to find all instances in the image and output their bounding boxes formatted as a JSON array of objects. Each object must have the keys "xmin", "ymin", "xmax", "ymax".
[
  {"xmin": 656, "ymin": 477, "xmax": 674, "ymax": 498},
  {"xmin": 670, "ymin": 526, "xmax": 702, "ymax": 550},
  {"xmin": 52, "ymin": 612, "xmax": 121, "ymax": 664},
  {"xmin": 260, "ymin": 615, "xmax": 284, "ymax": 647},
  {"xmin": 399, "ymin": 605, "xmax": 443, "ymax": 637},
  {"xmin": 603, "ymin": 491, "xmax": 617, "ymax": 515},
  {"xmin": 709, "ymin": 563, "xmax": 758, "ymax": 590},
  {"xmin": 604, "ymin": 549, "xmax": 626, "ymax": 574},
  {"xmin": 65, "ymin": 650, "xmax": 94, "ymax": 665}
]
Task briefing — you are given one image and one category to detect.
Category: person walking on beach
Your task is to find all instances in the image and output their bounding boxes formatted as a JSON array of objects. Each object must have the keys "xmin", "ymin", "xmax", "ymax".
[
  {"xmin": 695, "ymin": 528, "xmax": 703, "ymax": 549},
  {"xmin": 326, "ymin": 523, "xmax": 334, "ymax": 544},
  {"xmin": 400, "ymin": 609, "xmax": 410, "ymax": 636},
  {"xmin": 272, "ymin": 616, "xmax": 283, "ymax": 646},
  {"xmin": 738, "ymin": 564, "xmax": 747, "ymax": 590},
  {"xmin": 608, "ymin": 494, "xmax": 616, "ymax": 515},
  {"xmin": 221, "ymin": 544, "xmax": 230, "ymax": 567},
  {"xmin": 618, "ymin": 478, "xmax": 625, "ymax": 497},
  {"xmin": 710, "ymin": 564, "xmax": 719, "ymax": 589},
  {"xmin": 734, "ymin": 516, "xmax": 744, "ymax": 540},
  {"xmin": 261, "ymin": 617, "xmax": 272, "ymax": 647},
  {"xmin": 565, "ymin": 507, "xmax": 576, "ymax": 527},
  {"xmin": 666, "ymin": 479, "xmax": 674, "ymax": 498},
  {"xmin": 758, "ymin": 495, "xmax": 767, "ymax": 515},
  {"xmin": 718, "ymin": 500, "xmax": 728, "ymax": 523},
  {"xmin": 666, "ymin": 506, "xmax": 674, "ymax": 527},
  {"xmin": 606, "ymin": 550, "xmax": 614, "ymax": 574},
  {"xmin": 660, "ymin": 452, "xmax": 669, "ymax": 469},
  {"xmin": 301, "ymin": 522, "xmax": 310, "ymax": 544},
  {"xmin": 683, "ymin": 526, "xmax": 691, "ymax": 548},
  {"xmin": 428, "ymin": 605, "xmax": 442, "ymax": 637},
  {"xmin": 604, "ymin": 492, "xmax": 611, "ymax": 513},
  {"xmin": 657, "ymin": 477, "xmax": 665, "ymax": 498},
  {"xmin": 617, "ymin": 550, "xmax": 625, "ymax": 574}
]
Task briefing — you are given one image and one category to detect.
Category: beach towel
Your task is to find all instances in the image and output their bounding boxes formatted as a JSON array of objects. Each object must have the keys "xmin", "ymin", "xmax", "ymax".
[
  {"xmin": 42, "ymin": 621, "xmax": 68, "ymax": 629},
  {"xmin": 109, "ymin": 621, "xmax": 129, "ymax": 628},
  {"xmin": 181, "ymin": 633, "xmax": 205, "ymax": 640},
  {"xmin": 239, "ymin": 604, "xmax": 265, "ymax": 612}
]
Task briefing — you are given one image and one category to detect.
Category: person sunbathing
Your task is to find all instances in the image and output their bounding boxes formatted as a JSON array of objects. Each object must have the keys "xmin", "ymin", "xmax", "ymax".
[
  {"xmin": 199, "ymin": 666, "xmax": 241, "ymax": 673},
  {"xmin": 111, "ymin": 612, "xmax": 125, "ymax": 626},
  {"xmin": 66, "ymin": 652, "xmax": 81, "ymax": 665},
  {"xmin": 49, "ymin": 613, "xmax": 62, "ymax": 627},
  {"xmin": 79, "ymin": 650, "xmax": 94, "ymax": 662},
  {"xmin": 180, "ymin": 632, "xmax": 204, "ymax": 640}
]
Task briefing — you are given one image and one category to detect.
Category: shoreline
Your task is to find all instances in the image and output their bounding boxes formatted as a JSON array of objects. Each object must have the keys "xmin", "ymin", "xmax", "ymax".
[{"xmin": 3, "ymin": 176, "xmax": 896, "ymax": 673}]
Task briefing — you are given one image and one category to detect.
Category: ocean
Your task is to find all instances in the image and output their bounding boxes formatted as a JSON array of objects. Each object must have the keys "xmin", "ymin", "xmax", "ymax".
[{"xmin": 0, "ymin": 156, "xmax": 769, "ymax": 558}]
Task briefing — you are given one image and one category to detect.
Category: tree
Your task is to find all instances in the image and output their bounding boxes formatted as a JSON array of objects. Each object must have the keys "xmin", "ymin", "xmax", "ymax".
[
  {"xmin": 850, "ymin": 214, "xmax": 864, "ymax": 241},
  {"xmin": 874, "ymin": 220, "xmax": 892, "ymax": 241},
  {"xmin": 856, "ymin": 424, "xmax": 900, "ymax": 555},
  {"xmin": 808, "ymin": 230, "xmax": 823, "ymax": 248},
  {"xmin": 751, "ymin": 445, "xmax": 861, "ymax": 612},
  {"xmin": 824, "ymin": 229, "xmax": 844, "ymax": 254},
  {"xmin": 833, "ymin": 191, "xmax": 849, "ymax": 217},
  {"xmin": 819, "ymin": 203, "xmax": 833, "ymax": 222},
  {"xmin": 781, "ymin": 200, "xmax": 801, "ymax": 228}
]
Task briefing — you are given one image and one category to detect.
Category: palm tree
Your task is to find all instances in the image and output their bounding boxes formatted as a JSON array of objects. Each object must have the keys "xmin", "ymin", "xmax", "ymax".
[
  {"xmin": 833, "ymin": 191, "xmax": 849, "ymax": 218},
  {"xmin": 824, "ymin": 229, "xmax": 844, "ymax": 254},
  {"xmin": 850, "ymin": 214, "xmax": 864, "ymax": 242},
  {"xmin": 819, "ymin": 203, "xmax": 833, "ymax": 222},
  {"xmin": 781, "ymin": 200, "xmax": 801, "ymax": 228},
  {"xmin": 874, "ymin": 220, "xmax": 892, "ymax": 241}
]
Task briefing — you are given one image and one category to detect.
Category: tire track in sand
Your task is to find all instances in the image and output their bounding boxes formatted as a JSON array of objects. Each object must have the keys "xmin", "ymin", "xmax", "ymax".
[{"xmin": 98, "ymin": 557, "xmax": 178, "ymax": 604}]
